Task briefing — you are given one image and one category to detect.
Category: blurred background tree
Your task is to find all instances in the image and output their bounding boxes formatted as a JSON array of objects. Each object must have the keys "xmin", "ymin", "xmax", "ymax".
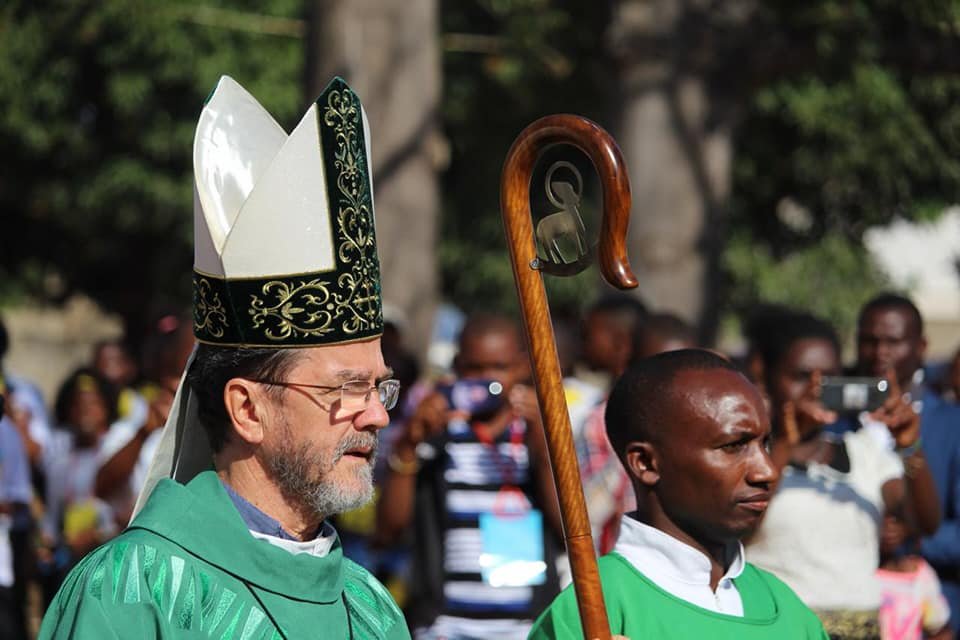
[
  {"xmin": 439, "ymin": 0, "xmax": 615, "ymax": 320},
  {"xmin": 305, "ymin": 0, "xmax": 443, "ymax": 359},
  {"xmin": 0, "ymin": 0, "xmax": 303, "ymax": 343},
  {"xmin": 725, "ymin": 2, "xmax": 960, "ymax": 339},
  {"xmin": 2, "ymin": 0, "xmax": 960, "ymax": 350},
  {"xmin": 612, "ymin": 0, "xmax": 960, "ymax": 342}
]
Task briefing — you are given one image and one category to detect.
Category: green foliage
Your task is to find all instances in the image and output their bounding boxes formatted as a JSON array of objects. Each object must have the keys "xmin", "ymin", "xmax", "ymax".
[
  {"xmin": 3, "ymin": 0, "xmax": 959, "ymax": 340},
  {"xmin": 439, "ymin": 0, "xmax": 614, "ymax": 317},
  {"xmin": 2, "ymin": 0, "xmax": 613, "ymax": 329},
  {"xmin": 441, "ymin": 0, "xmax": 960, "ymax": 326},
  {"xmin": 723, "ymin": 232, "xmax": 891, "ymax": 342},
  {"xmin": 731, "ymin": 3, "xmax": 960, "ymax": 252},
  {"xmin": 0, "ymin": 1, "xmax": 302, "ymax": 331},
  {"xmin": 719, "ymin": 3, "xmax": 960, "ymax": 333}
]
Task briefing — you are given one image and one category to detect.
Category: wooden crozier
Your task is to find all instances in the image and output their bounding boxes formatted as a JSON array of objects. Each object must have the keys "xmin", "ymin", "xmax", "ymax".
[{"xmin": 500, "ymin": 115, "xmax": 637, "ymax": 640}]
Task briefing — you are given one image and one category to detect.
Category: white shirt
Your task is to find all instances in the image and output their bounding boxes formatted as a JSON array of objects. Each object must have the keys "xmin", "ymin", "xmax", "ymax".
[
  {"xmin": 96, "ymin": 411, "xmax": 162, "ymax": 512},
  {"xmin": 6, "ymin": 373, "xmax": 52, "ymax": 452},
  {"xmin": 249, "ymin": 520, "xmax": 338, "ymax": 558},
  {"xmin": 41, "ymin": 430, "xmax": 117, "ymax": 543},
  {"xmin": 0, "ymin": 515, "xmax": 12, "ymax": 588},
  {"xmin": 613, "ymin": 514, "xmax": 746, "ymax": 616},
  {"xmin": 746, "ymin": 427, "xmax": 903, "ymax": 610}
]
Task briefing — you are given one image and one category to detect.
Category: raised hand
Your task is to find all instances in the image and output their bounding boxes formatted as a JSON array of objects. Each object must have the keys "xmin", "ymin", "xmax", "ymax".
[
  {"xmin": 869, "ymin": 367, "xmax": 921, "ymax": 449},
  {"xmin": 143, "ymin": 388, "xmax": 175, "ymax": 434},
  {"xmin": 397, "ymin": 391, "xmax": 457, "ymax": 449},
  {"xmin": 508, "ymin": 384, "xmax": 544, "ymax": 427}
]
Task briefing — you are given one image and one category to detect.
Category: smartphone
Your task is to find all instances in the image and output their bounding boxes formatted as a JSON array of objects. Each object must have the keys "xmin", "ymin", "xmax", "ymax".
[
  {"xmin": 819, "ymin": 376, "xmax": 889, "ymax": 412},
  {"xmin": 436, "ymin": 379, "xmax": 505, "ymax": 418}
]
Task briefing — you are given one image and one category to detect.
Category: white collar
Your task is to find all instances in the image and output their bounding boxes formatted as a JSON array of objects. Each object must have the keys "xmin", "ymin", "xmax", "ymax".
[
  {"xmin": 612, "ymin": 514, "xmax": 746, "ymax": 616},
  {"xmin": 248, "ymin": 520, "xmax": 338, "ymax": 557},
  {"xmin": 614, "ymin": 515, "xmax": 745, "ymax": 585}
]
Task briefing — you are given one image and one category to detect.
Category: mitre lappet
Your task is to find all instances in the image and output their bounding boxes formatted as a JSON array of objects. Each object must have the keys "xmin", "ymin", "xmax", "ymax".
[{"xmin": 135, "ymin": 75, "xmax": 383, "ymax": 513}]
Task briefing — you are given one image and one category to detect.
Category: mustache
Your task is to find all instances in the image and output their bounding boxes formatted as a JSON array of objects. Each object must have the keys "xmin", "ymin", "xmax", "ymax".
[{"xmin": 332, "ymin": 432, "xmax": 379, "ymax": 463}]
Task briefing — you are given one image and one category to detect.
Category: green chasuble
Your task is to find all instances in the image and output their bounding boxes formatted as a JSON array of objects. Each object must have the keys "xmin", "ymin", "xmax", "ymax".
[
  {"xmin": 38, "ymin": 471, "xmax": 410, "ymax": 640},
  {"xmin": 528, "ymin": 553, "xmax": 828, "ymax": 640}
]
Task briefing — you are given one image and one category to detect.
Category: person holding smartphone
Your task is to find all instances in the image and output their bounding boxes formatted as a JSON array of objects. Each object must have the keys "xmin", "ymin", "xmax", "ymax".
[
  {"xmin": 846, "ymin": 293, "xmax": 960, "ymax": 635},
  {"xmin": 746, "ymin": 310, "xmax": 940, "ymax": 638},
  {"xmin": 377, "ymin": 313, "xmax": 562, "ymax": 640}
]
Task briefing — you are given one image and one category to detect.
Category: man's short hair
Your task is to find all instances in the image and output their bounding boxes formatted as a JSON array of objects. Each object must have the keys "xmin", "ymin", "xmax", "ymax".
[
  {"xmin": 858, "ymin": 292, "xmax": 924, "ymax": 337},
  {"xmin": 457, "ymin": 313, "xmax": 523, "ymax": 350},
  {"xmin": 187, "ymin": 344, "xmax": 302, "ymax": 452},
  {"xmin": 741, "ymin": 304, "xmax": 796, "ymax": 354},
  {"xmin": 631, "ymin": 312, "xmax": 696, "ymax": 362},
  {"xmin": 605, "ymin": 349, "xmax": 740, "ymax": 459}
]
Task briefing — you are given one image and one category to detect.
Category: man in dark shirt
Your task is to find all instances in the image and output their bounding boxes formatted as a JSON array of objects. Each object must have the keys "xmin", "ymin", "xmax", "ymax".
[{"xmin": 852, "ymin": 293, "xmax": 960, "ymax": 631}]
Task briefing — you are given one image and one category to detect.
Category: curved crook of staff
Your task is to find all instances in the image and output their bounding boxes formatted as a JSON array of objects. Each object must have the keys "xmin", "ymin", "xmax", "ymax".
[{"xmin": 500, "ymin": 114, "xmax": 637, "ymax": 640}]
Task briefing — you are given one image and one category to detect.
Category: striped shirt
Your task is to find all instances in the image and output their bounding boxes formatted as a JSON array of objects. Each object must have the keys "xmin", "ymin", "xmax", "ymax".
[{"xmin": 410, "ymin": 417, "xmax": 558, "ymax": 638}]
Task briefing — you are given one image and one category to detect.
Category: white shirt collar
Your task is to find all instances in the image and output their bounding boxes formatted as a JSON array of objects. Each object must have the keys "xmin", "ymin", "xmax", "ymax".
[
  {"xmin": 249, "ymin": 520, "xmax": 338, "ymax": 557},
  {"xmin": 613, "ymin": 514, "xmax": 746, "ymax": 616}
]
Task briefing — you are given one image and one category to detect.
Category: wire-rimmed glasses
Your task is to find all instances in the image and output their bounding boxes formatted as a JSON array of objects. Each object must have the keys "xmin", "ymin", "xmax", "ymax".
[{"xmin": 252, "ymin": 378, "xmax": 401, "ymax": 412}]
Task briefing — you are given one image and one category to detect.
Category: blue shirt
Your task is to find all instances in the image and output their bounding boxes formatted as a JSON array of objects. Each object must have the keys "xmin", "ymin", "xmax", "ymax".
[
  {"xmin": 0, "ymin": 416, "xmax": 32, "ymax": 504},
  {"xmin": 829, "ymin": 387, "xmax": 960, "ymax": 631},
  {"xmin": 221, "ymin": 481, "xmax": 323, "ymax": 541}
]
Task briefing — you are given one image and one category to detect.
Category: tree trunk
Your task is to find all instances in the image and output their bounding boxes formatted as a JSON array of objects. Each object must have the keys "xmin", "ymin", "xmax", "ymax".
[
  {"xmin": 306, "ymin": 0, "xmax": 442, "ymax": 359},
  {"xmin": 609, "ymin": 0, "xmax": 736, "ymax": 344}
]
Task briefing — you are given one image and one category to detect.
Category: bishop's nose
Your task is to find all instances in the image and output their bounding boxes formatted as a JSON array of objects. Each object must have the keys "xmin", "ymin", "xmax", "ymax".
[{"xmin": 358, "ymin": 394, "xmax": 390, "ymax": 431}]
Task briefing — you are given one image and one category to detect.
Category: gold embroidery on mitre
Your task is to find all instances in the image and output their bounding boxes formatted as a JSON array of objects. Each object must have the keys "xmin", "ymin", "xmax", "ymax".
[
  {"xmin": 249, "ymin": 279, "xmax": 335, "ymax": 341},
  {"xmin": 194, "ymin": 277, "xmax": 229, "ymax": 339},
  {"xmin": 210, "ymin": 82, "xmax": 382, "ymax": 346},
  {"xmin": 322, "ymin": 87, "xmax": 381, "ymax": 337}
]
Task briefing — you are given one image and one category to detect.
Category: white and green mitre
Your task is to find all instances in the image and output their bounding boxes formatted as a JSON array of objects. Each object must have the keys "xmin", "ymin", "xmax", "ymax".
[
  {"xmin": 194, "ymin": 75, "xmax": 382, "ymax": 345},
  {"xmin": 135, "ymin": 75, "xmax": 382, "ymax": 513}
]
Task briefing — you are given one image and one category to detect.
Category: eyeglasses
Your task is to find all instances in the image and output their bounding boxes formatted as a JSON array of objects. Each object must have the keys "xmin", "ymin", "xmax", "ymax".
[{"xmin": 252, "ymin": 378, "xmax": 401, "ymax": 412}]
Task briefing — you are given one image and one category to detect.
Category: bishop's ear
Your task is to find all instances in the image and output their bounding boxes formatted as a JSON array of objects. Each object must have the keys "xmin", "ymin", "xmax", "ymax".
[
  {"xmin": 624, "ymin": 441, "xmax": 659, "ymax": 487},
  {"xmin": 223, "ymin": 378, "xmax": 268, "ymax": 446}
]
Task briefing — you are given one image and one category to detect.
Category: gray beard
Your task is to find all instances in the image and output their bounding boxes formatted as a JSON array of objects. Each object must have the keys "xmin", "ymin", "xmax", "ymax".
[{"xmin": 264, "ymin": 418, "xmax": 378, "ymax": 520}]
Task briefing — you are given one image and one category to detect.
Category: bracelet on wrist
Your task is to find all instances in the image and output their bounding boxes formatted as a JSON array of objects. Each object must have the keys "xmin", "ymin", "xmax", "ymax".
[
  {"xmin": 387, "ymin": 451, "xmax": 421, "ymax": 475},
  {"xmin": 896, "ymin": 437, "xmax": 923, "ymax": 459},
  {"xmin": 904, "ymin": 452, "xmax": 927, "ymax": 478}
]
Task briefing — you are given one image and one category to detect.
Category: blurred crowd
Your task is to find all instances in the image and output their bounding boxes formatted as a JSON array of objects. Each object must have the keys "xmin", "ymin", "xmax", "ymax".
[
  {"xmin": 0, "ymin": 313, "xmax": 194, "ymax": 638},
  {"xmin": 2, "ymin": 291, "xmax": 960, "ymax": 639}
]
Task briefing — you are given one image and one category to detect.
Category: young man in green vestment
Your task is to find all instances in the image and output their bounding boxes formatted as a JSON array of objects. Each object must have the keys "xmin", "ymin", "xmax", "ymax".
[
  {"xmin": 529, "ymin": 349, "xmax": 829, "ymax": 639},
  {"xmin": 39, "ymin": 76, "xmax": 411, "ymax": 640}
]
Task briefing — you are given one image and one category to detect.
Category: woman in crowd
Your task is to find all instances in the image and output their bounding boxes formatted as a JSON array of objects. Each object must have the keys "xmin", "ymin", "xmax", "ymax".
[
  {"xmin": 37, "ymin": 368, "xmax": 118, "ymax": 603},
  {"xmin": 746, "ymin": 312, "xmax": 941, "ymax": 639}
]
